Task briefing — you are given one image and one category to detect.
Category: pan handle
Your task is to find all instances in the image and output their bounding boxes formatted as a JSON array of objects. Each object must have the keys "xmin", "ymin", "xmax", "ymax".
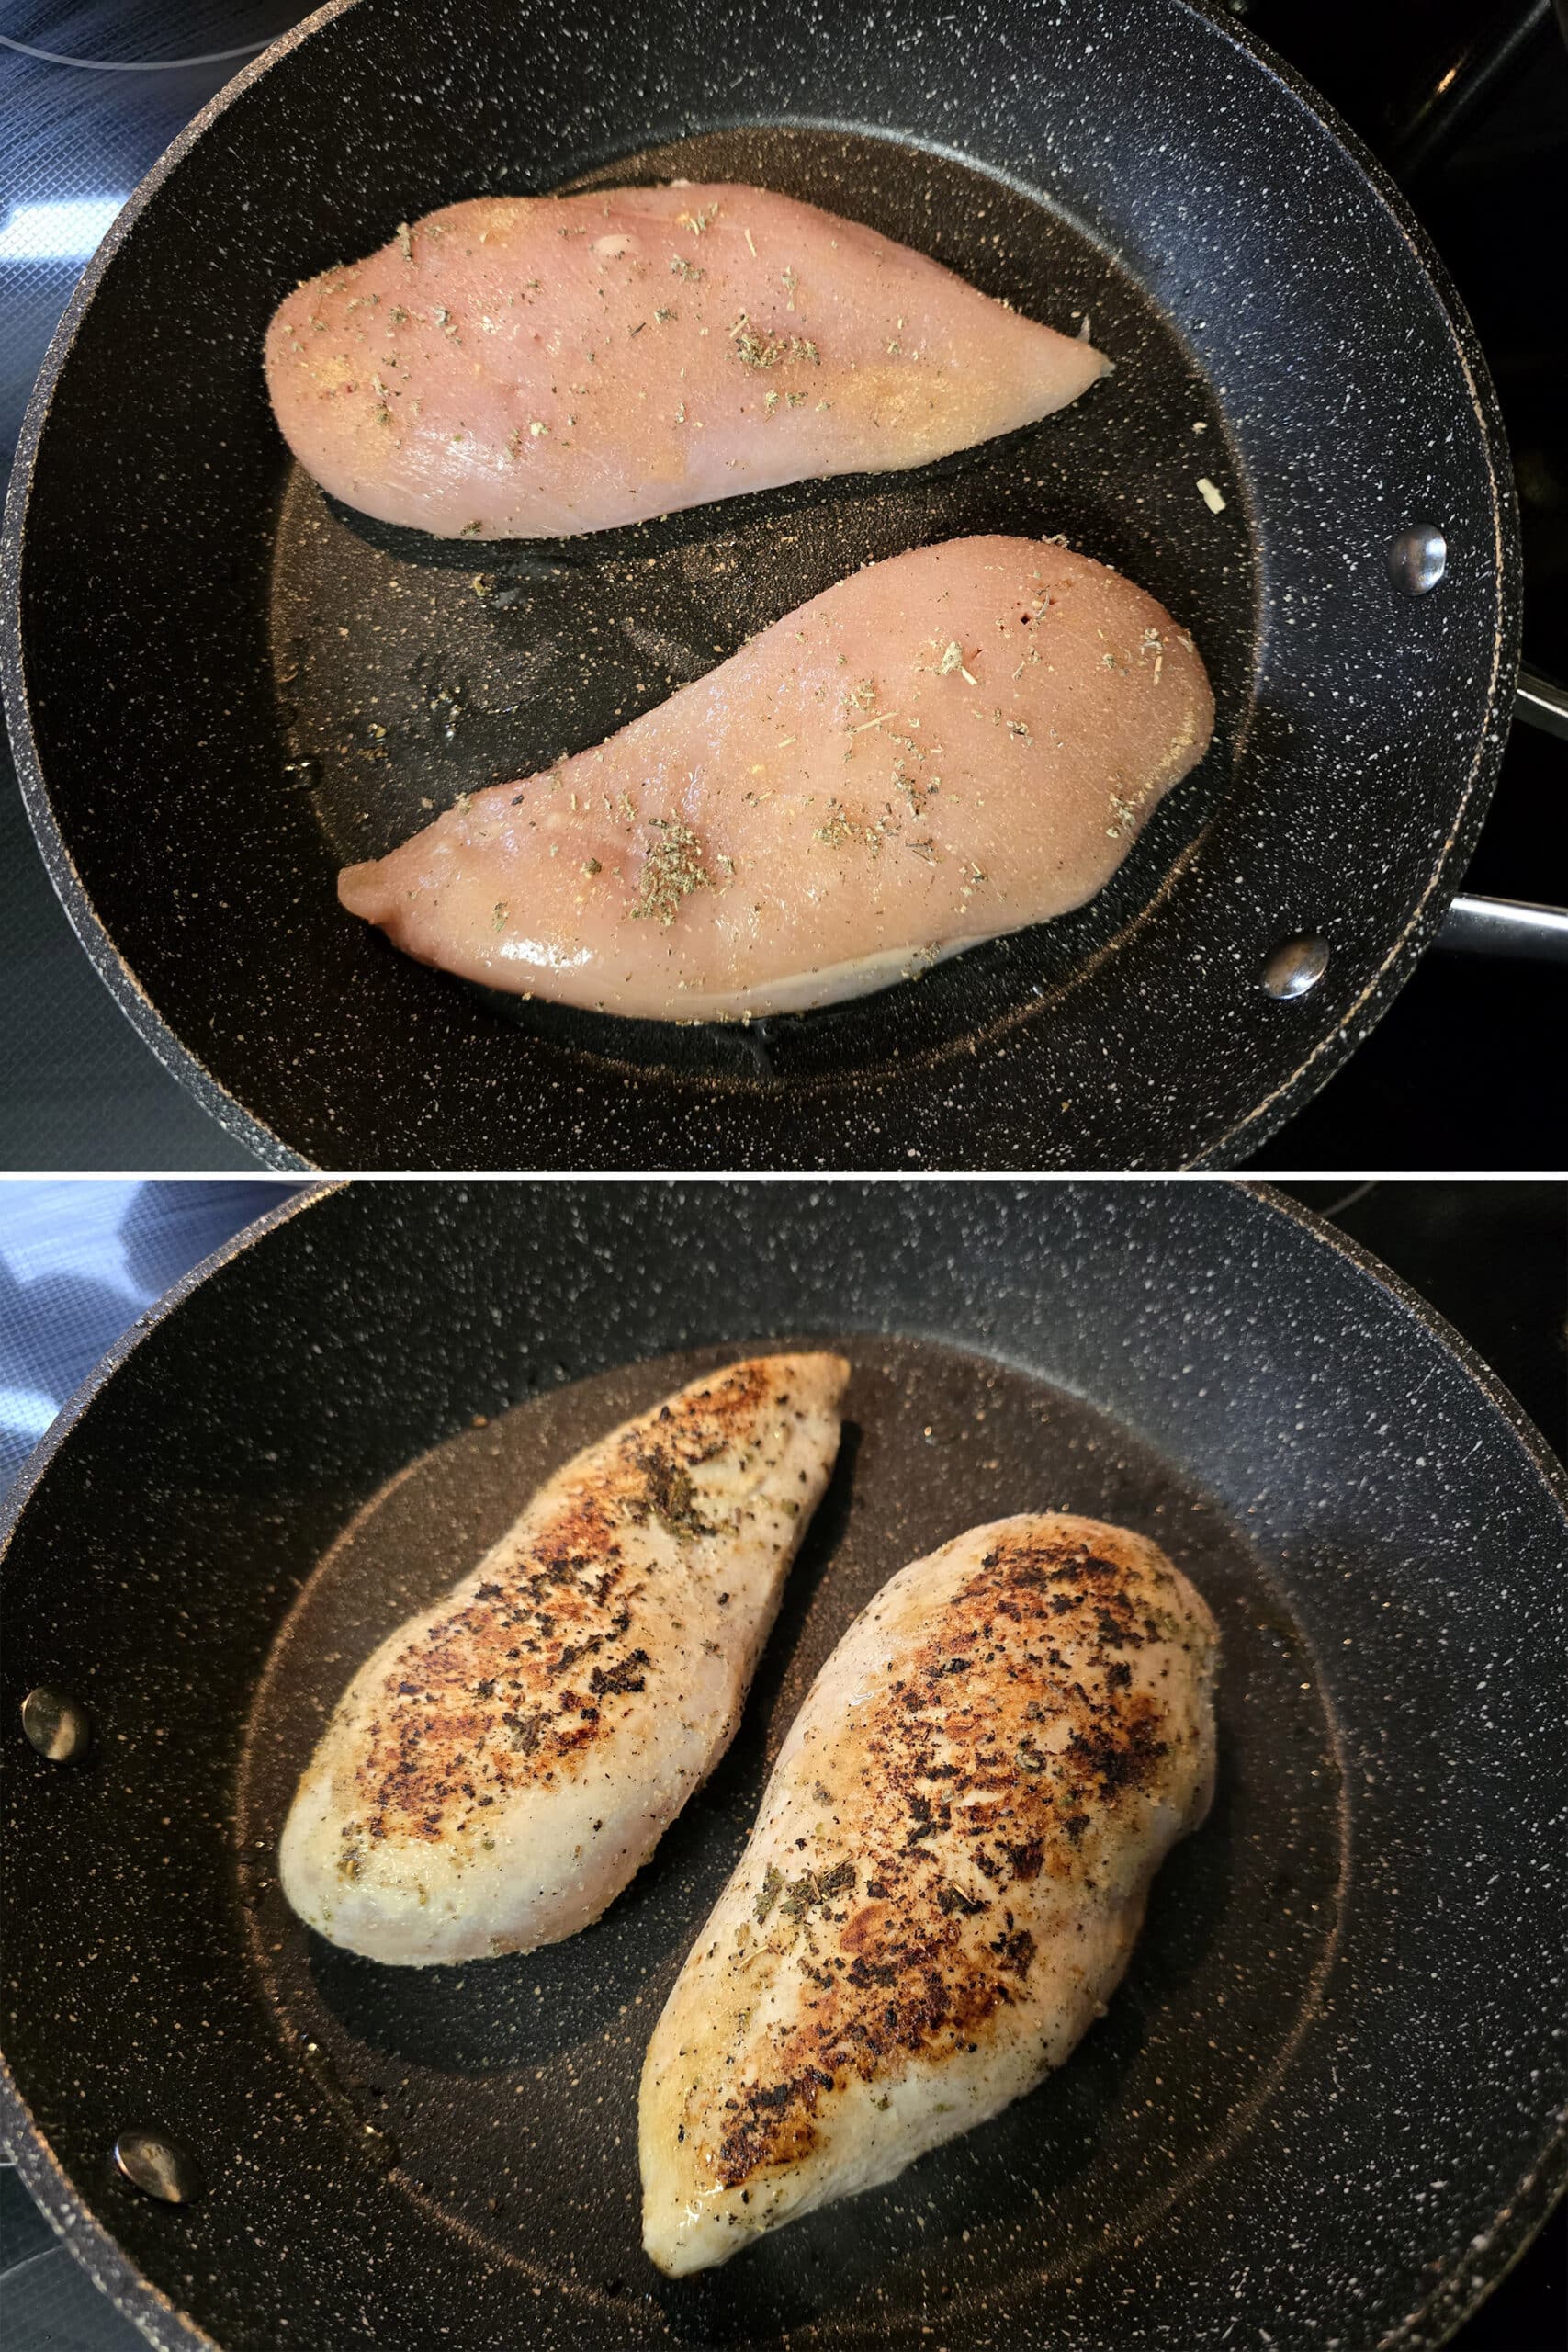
[
  {"xmin": 1435, "ymin": 670, "xmax": 1568, "ymax": 959},
  {"xmin": 1438, "ymin": 894, "xmax": 1568, "ymax": 959},
  {"xmin": 1516, "ymin": 666, "xmax": 1568, "ymax": 741}
]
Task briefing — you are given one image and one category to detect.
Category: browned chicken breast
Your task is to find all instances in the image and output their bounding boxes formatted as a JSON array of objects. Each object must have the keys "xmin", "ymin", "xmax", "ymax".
[
  {"xmin": 279, "ymin": 1353, "xmax": 848, "ymax": 1965},
  {"xmin": 639, "ymin": 1512, "xmax": 1218, "ymax": 2272}
]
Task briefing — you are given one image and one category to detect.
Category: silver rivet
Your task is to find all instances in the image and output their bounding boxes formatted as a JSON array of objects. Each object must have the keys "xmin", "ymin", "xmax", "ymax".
[
  {"xmin": 113, "ymin": 2131, "xmax": 203, "ymax": 2205},
  {"xmin": 20, "ymin": 1687, "xmax": 92, "ymax": 1763},
  {"xmin": 1388, "ymin": 523, "xmax": 1447, "ymax": 595},
  {"xmin": 1261, "ymin": 935, "xmax": 1330, "ymax": 1000}
]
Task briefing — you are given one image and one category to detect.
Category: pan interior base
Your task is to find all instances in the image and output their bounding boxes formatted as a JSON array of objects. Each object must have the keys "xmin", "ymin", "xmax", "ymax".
[
  {"xmin": 239, "ymin": 1335, "xmax": 1340, "ymax": 2346},
  {"xmin": 269, "ymin": 124, "xmax": 1254, "ymax": 1087}
]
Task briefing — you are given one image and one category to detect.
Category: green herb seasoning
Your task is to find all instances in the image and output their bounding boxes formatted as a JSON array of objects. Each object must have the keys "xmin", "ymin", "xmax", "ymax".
[
  {"xmin": 774, "ymin": 1859, "xmax": 856, "ymax": 1924},
  {"xmin": 629, "ymin": 819, "xmax": 710, "ymax": 925},
  {"xmin": 729, "ymin": 316, "xmax": 820, "ymax": 369},
  {"xmin": 628, "ymin": 1445, "xmax": 720, "ymax": 1539}
]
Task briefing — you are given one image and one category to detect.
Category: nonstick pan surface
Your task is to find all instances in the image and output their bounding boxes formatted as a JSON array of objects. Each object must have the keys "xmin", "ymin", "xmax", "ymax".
[
  {"xmin": 3, "ymin": 1181, "xmax": 1564, "ymax": 2352},
  {"xmin": 0, "ymin": 0, "xmax": 1519, "ymax": 1170}
]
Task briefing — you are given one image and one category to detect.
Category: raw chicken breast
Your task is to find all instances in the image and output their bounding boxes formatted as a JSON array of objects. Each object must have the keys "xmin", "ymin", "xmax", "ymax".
[
  {"xmin": 640, "ymin": 1512, "xmax": 1217, "ymax": 2275},
  {"xmin": 264, "ymin": 183, "xmax": 1104, "ymax": 539},
  {"xmin": 278, "ymin": 1353, "xmax": 848, "ymax": 1966},
  {"xmin": 339, "ymin": 536, "xmax": 1213, "ymax": 1020}
]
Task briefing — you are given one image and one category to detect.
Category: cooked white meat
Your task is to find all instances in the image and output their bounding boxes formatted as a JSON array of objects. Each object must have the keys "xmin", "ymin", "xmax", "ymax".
[
  {"xmin": 278, "ymin": 1353, "xmax": 849, "ymax": 1966},
  {"xmin": 640, "ymin": 1511, "xmax": 1217, "ymax": 2273}
]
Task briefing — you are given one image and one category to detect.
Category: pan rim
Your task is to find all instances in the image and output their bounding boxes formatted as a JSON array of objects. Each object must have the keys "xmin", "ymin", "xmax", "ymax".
[
  {"xmin": 0, "ymin": 0, "xmax": 1523, "ymax": 1172},
  {"xmin": 0, "ymin": 1, "xmax": 352, "ymax": 1175},
  {"xmin": 1177, "ymin": 0, "xmax": 1523, "ymax": 1163},
  {"xmin": 1, "ymin": 1176, "xmax": 1563, "ymax": 2348},
  {"xmin": 0, "ymin": 1177, "xmax": 329, "ymax": 2352}
]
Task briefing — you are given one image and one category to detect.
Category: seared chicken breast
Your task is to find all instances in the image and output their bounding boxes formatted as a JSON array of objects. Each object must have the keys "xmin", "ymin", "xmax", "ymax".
[
  {"xmin": 640, "ymin": 1512, "xmax": 1217, "ymax": 2273},
  {"xmin": 279, "ymin": 1353, "xmax": 849, "ymax": 1965},
  {"xmin": 264, "ymin": 183, "xmax": 1104, "ymax": 540}
]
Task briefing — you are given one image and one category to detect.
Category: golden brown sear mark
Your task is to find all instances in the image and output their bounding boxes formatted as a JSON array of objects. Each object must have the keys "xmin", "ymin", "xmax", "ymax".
[
  {"xmin": 346, "ymin": 1363, "xmax": 776, "ymax": 1849},
  {"xmin": 703, "ymin": 1527, "xmax": 1179, "ymax": 2188}
]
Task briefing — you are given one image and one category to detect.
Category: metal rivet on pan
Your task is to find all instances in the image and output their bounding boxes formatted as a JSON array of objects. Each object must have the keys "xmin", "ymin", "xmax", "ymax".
[
  {"xmin": 20, "ymin": 1686, "xmax": 93, "ymax": 1763},
  {"xmin": 1261, "ymin": 935, "xmax": 1330, "ymax": 1000},
  {"xmin": 113, "ymin": 2131, "xmax": 203, "ymax": 2205},
  {"xmin": 1387, "ymin": 523, "xmax": 1447, "ymax": 594}
]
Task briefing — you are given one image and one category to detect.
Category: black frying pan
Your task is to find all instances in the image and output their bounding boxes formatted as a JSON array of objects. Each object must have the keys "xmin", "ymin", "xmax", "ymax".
[
  {"xmin": 0, "ymin": 0, "xmax": 1522, "ymax": 1170},
  {"xmin": 3, "ymin": 1180, "xmax": 1565, "ymax": 2351}
]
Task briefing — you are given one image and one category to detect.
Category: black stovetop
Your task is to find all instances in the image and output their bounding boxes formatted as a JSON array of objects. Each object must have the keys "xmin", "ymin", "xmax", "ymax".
[{"xmin": 0, "ymin": 1, "xmax": 1564, "ymax": 1164}]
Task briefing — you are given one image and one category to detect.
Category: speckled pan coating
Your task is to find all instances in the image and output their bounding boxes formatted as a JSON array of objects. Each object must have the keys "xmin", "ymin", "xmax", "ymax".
[
  {"xmin": 2, "ymin": 1182, "xmax": 1564, "ymax": 2351},
  {"xmin": 0, "ymin": 0, "xmax": 1519, "ymax": 1170}
]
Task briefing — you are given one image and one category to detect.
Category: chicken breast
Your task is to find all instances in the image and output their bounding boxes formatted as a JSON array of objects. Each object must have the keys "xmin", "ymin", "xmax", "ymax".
[
  {"xmin": 640, "ymin": 1512, "xmax": 1217, "ymax": 2275},
  {"xmin": 278, "ymin": 1353, "xmax": 849, "ymax": 1966},
  {"xmin": 339, "ymin": 536, "xmax": 1213, "ymax": 1019},
  {"xmin": 264, "ymin": 183, "xmax": 1104, "ymax": 539}
]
